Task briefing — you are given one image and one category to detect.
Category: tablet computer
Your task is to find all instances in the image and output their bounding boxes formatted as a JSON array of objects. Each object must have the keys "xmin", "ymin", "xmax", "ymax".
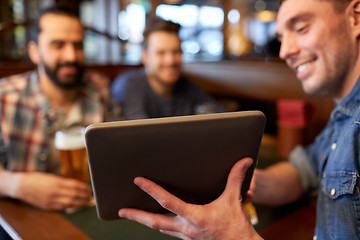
[{"xmin": 85, "ymin": 111, "xmax": 266, "ymax": 220}]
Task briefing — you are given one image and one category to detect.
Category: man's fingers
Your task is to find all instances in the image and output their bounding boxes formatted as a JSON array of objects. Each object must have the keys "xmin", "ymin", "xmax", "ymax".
[
  {"xmin": 133, "ymin": 177, "xmax": 190, "ymax": 216},
  {"xmin": 222, "ymin": 157, "xmax": 253, "ymax": 201},
  {"xmin": 119, "ymin": 209, "xmax": 196, "ymax": 239},
  {"xmin": 160, "ymin": 230, "xmax": 192, "ymax": 240},
  {"xmin": 61, "ymin": 178, "xmax": 92, "ymax": 193},
  {"xmin": 119, "ymin": 208, "xmax": 180, "ymax": 231}
]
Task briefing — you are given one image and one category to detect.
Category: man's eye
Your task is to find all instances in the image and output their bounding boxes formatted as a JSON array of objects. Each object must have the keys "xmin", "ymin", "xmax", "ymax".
[
  {"xmin": 297, "ymin": 27, "xmax": 305, "ymax": 33},
  {"xmin": 52, "ymin": 42, "xmax": 65, "ymax": 49},
  {"xmin": 295, "ymin": 24, "xmax": 309, "ymax": 34}
]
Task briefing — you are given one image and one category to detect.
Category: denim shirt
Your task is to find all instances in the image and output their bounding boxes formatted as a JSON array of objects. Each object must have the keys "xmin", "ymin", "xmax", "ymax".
[{"xmin": 290, "ymin": 78, "xmax": 360, "ymax": 239}]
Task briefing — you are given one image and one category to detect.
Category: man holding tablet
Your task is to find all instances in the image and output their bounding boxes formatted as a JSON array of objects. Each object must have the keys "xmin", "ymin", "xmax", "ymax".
[{"xmin": 118, "ymin": 0, "xmax": 360, "ymax": 239}]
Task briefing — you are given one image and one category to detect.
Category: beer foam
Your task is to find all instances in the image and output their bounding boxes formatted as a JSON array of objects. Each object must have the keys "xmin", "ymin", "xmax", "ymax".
[{"xmin": 55, "ymin": 127, "xmax": 86, "ymax": 150}]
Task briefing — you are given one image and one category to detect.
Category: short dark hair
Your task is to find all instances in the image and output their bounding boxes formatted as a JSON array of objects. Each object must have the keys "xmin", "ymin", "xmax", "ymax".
[
  {"xmin": 142, "ymin": 17, "xmax": 181, "ymax": 49},
  {"xmin": 279, "ymin": 0, "xmax": 352, "ymax": 12},
  {"xmin": 30, "ymin": 5, "xmax": 79, "ymax": 44}
]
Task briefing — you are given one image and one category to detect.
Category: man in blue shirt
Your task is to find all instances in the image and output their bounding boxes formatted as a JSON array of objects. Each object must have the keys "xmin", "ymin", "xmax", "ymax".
[{"xmin": 118, "ymin": 0, "xmax": 359, "ymax": 239}]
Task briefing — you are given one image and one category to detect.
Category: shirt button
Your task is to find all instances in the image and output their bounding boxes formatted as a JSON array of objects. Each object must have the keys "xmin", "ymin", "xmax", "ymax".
[
  {"xmin": 313, "ymin": 235, "xmax": 317, "ymax": 240},
  {"xmin": 331, "ymin": 143, "xmax": 337, "ymax": 150},
  {"xmin": 331, "ymin": 188, "xmax": 336, "ymax": 196}
]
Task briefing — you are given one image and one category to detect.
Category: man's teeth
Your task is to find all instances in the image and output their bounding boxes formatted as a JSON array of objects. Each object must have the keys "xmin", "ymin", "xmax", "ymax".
[{"xmin": 297, "ymin": 62, "xmax": 311, "ymax": 73}]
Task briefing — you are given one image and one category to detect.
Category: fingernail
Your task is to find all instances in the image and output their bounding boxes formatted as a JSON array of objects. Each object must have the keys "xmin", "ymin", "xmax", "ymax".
[
  {"xmin": 245, "ymin": 157, "xmax": 253, "ymax": 168},
  {"xmin": 118, "ymin": 209, "xmax": 124, "ymax": 217},
  {"xmin": 134, "ymin": 177, "xmax": 144, "ymax": 187}
]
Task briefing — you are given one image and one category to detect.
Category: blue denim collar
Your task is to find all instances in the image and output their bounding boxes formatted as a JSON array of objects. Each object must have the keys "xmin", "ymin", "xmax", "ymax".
[{"xmin": 331, "ymin": 76, "xmax": 360, "ymax": 119}]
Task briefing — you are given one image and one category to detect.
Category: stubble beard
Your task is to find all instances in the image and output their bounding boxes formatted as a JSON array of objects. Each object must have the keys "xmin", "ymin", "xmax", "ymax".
[{"xmin": 43, "ymin": 62, "xmax": 84, "ymax": 89}]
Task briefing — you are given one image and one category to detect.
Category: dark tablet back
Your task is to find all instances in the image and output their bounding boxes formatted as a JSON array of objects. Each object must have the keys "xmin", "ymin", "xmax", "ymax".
[{"xmin": 85, "ymin": 111, "xmax": 266, "ymax": 220}]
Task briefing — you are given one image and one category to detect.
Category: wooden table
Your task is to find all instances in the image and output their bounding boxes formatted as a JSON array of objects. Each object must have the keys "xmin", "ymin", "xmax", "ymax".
[
  {"xmin": 0, "ymin": 199, "xmax": 90, "ymax": 240},
  {"xmin": 0, "ymin": 197, "xmax": 316, "ymax": 240}
]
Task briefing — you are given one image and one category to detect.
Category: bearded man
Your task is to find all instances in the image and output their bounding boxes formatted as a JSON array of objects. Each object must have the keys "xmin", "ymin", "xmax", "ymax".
[{"xmin": 0, "ymin": 5, "xmax": 117, "ymax": 211}]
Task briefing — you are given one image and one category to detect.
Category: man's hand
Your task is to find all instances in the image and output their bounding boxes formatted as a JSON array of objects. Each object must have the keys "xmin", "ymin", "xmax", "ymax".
[
  {"xmin": 11, "ymin": 172, "xmax": 92, "ymax": 211},
  {"xmin": 119, "ymin": 157, "xmax": 263, "ymax": 240}
]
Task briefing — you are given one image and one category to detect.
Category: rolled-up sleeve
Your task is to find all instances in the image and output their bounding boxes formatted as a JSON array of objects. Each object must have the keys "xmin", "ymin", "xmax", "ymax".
[{"xmin": 289, "ymin": 145, "xmax": 319, "ymax": 194}]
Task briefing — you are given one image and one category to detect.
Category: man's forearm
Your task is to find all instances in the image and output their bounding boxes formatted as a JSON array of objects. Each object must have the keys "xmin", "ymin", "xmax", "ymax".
[
  {"xmin": 253, "ymin": 162, "xmax": 304, "ymax": 205},
  {"xmin": 0, "ymin": 168, "xmax": 21, "ymax": 198}
]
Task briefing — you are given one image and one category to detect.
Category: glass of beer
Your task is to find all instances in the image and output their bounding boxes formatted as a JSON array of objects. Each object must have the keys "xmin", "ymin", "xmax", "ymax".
[{"xmin": 55, "ymin": 127, "xmax": 90, "ymax": 183}]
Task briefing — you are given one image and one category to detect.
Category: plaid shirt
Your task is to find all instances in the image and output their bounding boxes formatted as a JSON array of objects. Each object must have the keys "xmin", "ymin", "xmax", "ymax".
[{"xmin": 0, "ymin": 70, "xmax": 118, "ymax": 173}]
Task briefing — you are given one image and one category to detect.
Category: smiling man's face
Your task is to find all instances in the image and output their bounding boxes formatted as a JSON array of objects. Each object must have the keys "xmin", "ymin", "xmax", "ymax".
[
  {"xmin": 142, "ymin": 31, "xmax": 182, "ymax": 88},
  {"xmin": 36, "ymin": 13, "xmax": 85, "ymax": 89},
  {"xmin": 276, "ymin": 0, "xmax": 355, "ymax": 99}
]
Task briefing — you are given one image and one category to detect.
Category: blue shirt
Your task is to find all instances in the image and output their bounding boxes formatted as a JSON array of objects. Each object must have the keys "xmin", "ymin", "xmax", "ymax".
[{"xmin": 290, "ymin": 78, "xmax": 360, "ymax": 239}]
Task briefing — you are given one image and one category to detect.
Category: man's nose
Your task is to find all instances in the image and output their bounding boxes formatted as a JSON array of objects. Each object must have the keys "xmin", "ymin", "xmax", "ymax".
[
  {"xmin": 279, "ymin": 34, "xmax": 300, "ymax": 60},
  {"xmin": 164, "ymin": 52, "xmax": 181, "ymax": 65},
  {"xmin": 62, "ymin": 44, "xmax": 77, "ymax": 62}
]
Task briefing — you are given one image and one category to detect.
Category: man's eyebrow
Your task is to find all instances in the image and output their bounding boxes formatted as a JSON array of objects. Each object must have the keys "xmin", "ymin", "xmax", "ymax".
[
  {"xmin": 287, "ymin": 12, "xmax": 314, "ymax": 28},
  {"xmin": 49, "ymin": 39, "xmax": 83, "ymax": 44},
  {"xmin": 275, "ymin": 13, "xmax": 313, "ymax": 41},
  {"xmin": 49, "ymin": 40, "xmax": 65, "ymax": 44}
]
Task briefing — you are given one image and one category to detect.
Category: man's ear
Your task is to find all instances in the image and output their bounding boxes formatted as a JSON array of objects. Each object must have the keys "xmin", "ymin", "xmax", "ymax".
[
  {"xmin": 349, "ymin": 0, "xmax": 360, "ymax": 38},
  {"xmin": 27, "ymin": 41, "xmax": 41, "ymax": 65}
]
